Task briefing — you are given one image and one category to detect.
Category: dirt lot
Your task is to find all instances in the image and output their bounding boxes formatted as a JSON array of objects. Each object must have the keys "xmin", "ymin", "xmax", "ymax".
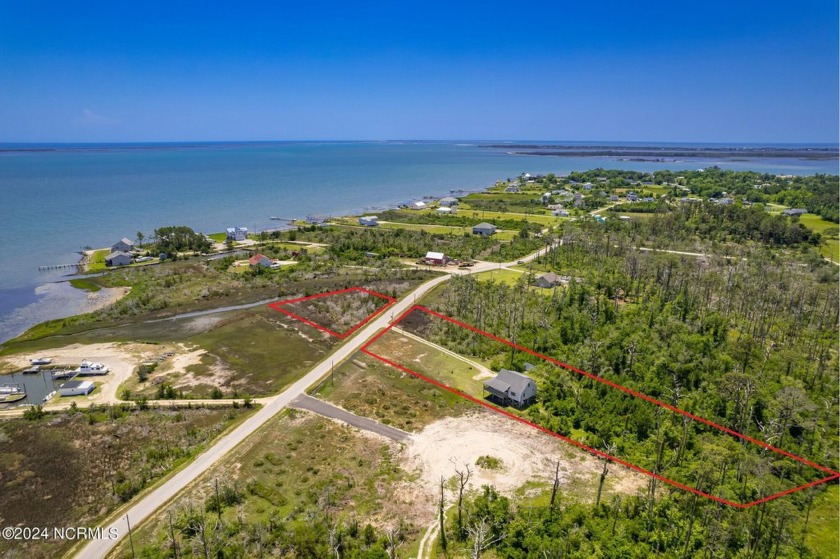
[{"xmin": 402, "ymin": 411, "xmax": 647, "ymax": 518}]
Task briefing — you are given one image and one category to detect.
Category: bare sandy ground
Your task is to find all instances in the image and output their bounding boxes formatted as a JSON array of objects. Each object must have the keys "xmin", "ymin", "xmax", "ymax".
[
  {"xmin": 400, "ymin": 411, "xmax": 646, "ymax": 517},
  {"xmin": 79, "ymin": 286, "xmax": 130, "ymax": 314},
  {"xmin": 1, "ymin": 342, "xmax": 160, "ymax": 406}
]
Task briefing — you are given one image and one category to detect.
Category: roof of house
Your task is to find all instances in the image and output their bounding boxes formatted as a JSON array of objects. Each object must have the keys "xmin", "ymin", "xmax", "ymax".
[
  {"xmin": 539, "ymin": 272, "xmax": 561, "ymax": 284},
  {"xmin": 473, "ymin": 222, "xmax": 497, "ymax": 230},
  {"xmin": 439, "ymin": 196, "xmax": 459, "ymax": 204},
  {"xmin": 106, "ymin": 251, "xmax": 130, "ymax": 261},
  {"xmin": 249, "ymin": 253, "xmax": 268, "ymax": 265},
  {"xmin": 360, "ymin": 215, "xmax": 379, "ymax": 220},
  {"xmin": 425, "ymin": 251, "xmax": 445, "ymax": 260},
  {"xmin": 115, "ymin": 237, "xmax": 134, "ymax": 246},
  {"xmin": 485, "ymin": 369, "xmax": 534, "ymax": 396}
]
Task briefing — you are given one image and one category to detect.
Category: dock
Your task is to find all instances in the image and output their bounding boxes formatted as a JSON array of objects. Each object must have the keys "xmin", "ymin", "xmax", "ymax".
[{"xmin": 39, "ymin": 263, "xmax": 83, "ymax": 271}]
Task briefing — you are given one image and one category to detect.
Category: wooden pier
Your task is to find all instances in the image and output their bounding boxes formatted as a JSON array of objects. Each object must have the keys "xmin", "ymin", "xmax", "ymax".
[{"xmin": 39, "ymin": 263, "xmax": 82, "ymax": 271}]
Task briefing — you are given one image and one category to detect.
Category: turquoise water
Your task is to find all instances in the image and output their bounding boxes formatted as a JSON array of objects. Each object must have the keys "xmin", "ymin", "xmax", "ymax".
[{"xmin": 0, "ymin": 141, "xmax": 836, "ymax": 342}]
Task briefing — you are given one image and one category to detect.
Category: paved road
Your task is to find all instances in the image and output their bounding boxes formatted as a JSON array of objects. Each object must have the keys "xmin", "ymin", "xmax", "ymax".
[
  {"xmin": 290, "ymin": 394, "xmax": 410, "ymax": 442},
  {"xmin": 72, "ymin": 244, "xmax": 551, "ymax": 558},
  {"xmin": 74, "ymin": 272, "xmax": 454, "ymax": 559}
]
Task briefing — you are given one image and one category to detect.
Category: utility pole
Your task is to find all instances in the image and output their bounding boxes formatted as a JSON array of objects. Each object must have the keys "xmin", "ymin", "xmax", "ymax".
[{"xmin": 126, "ymin": 514, "xmax": 136, "ymax": 559}]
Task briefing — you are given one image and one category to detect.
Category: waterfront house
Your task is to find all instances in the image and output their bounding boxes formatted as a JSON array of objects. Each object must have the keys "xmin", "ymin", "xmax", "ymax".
[
  {"xmin": 359, "ymin": 216, "xmax": 379, "ymax": 226},
  {"xmin": 111, "ymin": 238, "xmax": 135, "ymax": 253},
  {"xmin": 423, "ymin": 251, "xmax": 449, "ymax": 266},
  {"xmin": 534, "ymin": 272, "xmax": 562, "ymax": 288},
  {"xmin": 782, "ymin": 208, "xmax": 808, "ymax": 216},
  {"xmin": 438, "ymin": 196, "xmax": 459, "ymax": 207},
  {"xmin": 483, "ymin": 369, "xmax": 537, "ymax": 408},
  {"xmin": 472, "ymin": 222, "xmax": 497, "ymax": 236},
  {"xmin": 226, "ymin": 227, "xmax": 248, "ymax": 242},
  {"xmin": 105, "ymin": 251, "xmax": 132, "ymax": 267},
  {"xmin": 59, "ymin": 380, "xmax": 95, "ymax": 397},
  {"xmin": 410, "ymin": 201, "xmax": 427, "ymax": 210},
  {"xmin": 249, "ymin": 254, "xmax": 272, "ymax": 268}
]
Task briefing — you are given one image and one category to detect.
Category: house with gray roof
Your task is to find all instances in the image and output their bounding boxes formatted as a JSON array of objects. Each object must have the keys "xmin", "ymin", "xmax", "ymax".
[
  {"xmin": 105, "ymin": 251, "xmax": 132, "ymax": 267},
  {"xmin": 111, "ymin": 238, "xmax": 135, "ymax": 253},
  {"xmin": 782, "ymin": 208, "xmax": 807, "ymax": 217},
  {"xmin": 483, "ymin": 369, "xmax": 537, "ymax": 408},
  {"xmin": 472, "ymin": 222, "xmax": 497, "ymax": 236},
  {"xmin": 534, "ymin": 271, "xmax": 562, "ymax": 288},
  {"xmin": 438, "ymin": 196, "xmax": 459, "ymax": 207}
]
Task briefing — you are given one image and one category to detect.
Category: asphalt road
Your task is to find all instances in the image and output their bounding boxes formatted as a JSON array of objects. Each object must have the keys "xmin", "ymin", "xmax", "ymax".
[
  {"xmin": 72, "ymin": 247, "xmax": 552, "ymax": 558},
  {"xmin": 290, "ymin": 393, "xmax": 410, "ymax": 442}
]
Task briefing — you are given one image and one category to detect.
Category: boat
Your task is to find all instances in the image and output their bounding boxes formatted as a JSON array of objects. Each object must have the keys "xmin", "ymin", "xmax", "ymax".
[
  {"xmin": 75, "ymin": 360, "xmax": 109, "ymax": 375},
  {"xmin": 22, "ymin": 365, "xmax": 41, "ymax": 374},
  {"xmin": 51, "ymin": 368, "xmax": 76, "ymax": 379},
  {"xmin": 30, "ymin": 357, "xmax": 52, "ymax": 365},
  {"xmin": 0, "ymin": 384, "xmax": 26, "ymax": 404}
]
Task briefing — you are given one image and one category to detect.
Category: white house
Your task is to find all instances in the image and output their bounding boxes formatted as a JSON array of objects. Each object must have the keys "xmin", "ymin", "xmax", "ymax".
[
  {"xmin": 483, "ymin": 369, "xmax": 537, "ymax": 408},
  {"xmin": 410, "ymin": 201, "xmax": 427, "ymax": 210},
  {"xmin": 437, "ymin": 207, "xmax": 455, "ymax": 214},
  {"xmin": 105, "ymin": 251, "xmax": 132, "ymax": 267},
  {"xmin": 59, "ymin": 380, "xmax": 95, "ymax": 397},
  {"xmin": 226, "ymin": 227, "xmax": 248, "ymax": 242},
  {"xmin": 359, "ymin": 216, "xmax": 379, "ymax": 226},
  {"xmin": 111, "ymin": 238, "xmax": 135, "ymax": 253}
]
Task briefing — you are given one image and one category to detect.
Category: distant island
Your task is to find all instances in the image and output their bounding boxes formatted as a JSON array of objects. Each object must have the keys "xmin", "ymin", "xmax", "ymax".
[{"xmin": 482, "ymin": 144, "xmax": 840, "ymax": 160}]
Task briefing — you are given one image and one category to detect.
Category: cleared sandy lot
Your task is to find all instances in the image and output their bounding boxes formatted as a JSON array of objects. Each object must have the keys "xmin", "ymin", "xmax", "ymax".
[{"xmin": 401, "ymin": 411, "xmax": 646, "ymax": 513}]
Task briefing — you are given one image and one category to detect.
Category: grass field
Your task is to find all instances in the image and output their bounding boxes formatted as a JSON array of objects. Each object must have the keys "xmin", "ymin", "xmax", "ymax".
[
  {"xmin": 69, "ymin": 277, "xmax": 102, "ymax": 292},
  {"xmin": 315, "ymin": 351, "xmax": 472, "ymax": 431},
  {"xmin": 0, "ymin": 406, "xmax": 255, "ymax": 559},
  {"xmin": 804, "ymin": 485, "xmax": 839, "ymax": 558},
  {"xmin": 794, "ymin": 214, "xmax": 839, "ymax": 262},
  {"xmin": 86, "ymin": 248, "xmax": 109, "ymax": 272},
  {"xmin": 454, "ymin": 206, "xmax": 564, "ymax": 226},
  {"xmin": 207, "ymin": 232, "xmax": 228, "ymax": 242},
  {"xmin": 472, "ymin": 268, "xmax": 527, "ymax": 286},
  {"xmin": 365, "ymin": 331, "xmax": 492, "ymax": 401},
  {"xmin": 109, "ymin": 411, "xmax": 424, "ymax": 559}
]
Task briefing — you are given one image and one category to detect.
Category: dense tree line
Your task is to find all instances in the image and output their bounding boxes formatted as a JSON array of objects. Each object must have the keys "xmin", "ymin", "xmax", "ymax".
[
  {"xmin": 149, "ymin": 225, "xmax": 213, "ymax": 255},
  {"xmin": 416, "ymin": 219, "xmax": 837, "ymax": 558}
]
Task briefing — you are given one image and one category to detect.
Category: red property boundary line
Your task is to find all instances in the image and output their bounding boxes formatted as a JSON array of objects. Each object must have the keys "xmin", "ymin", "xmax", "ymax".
[
  {"xmin": 269, "ymin": 287, "xmax": 396, "ymax": 339},
  {"xmin": 361, "ymin": 304, "xmax": 840, "ymax": 509}
]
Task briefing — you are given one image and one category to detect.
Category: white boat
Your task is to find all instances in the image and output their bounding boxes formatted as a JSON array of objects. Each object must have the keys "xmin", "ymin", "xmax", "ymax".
[
  {"xmin": 0, "ymin": 384, "xmax": 26, "ymax": 403},
  {"xmin": 30, "ymin": 357, "xmax": 52, "ymax": 365},
  {"xmin": 74, "ymin": 360, "xmax": 109, "ymax": 375}
]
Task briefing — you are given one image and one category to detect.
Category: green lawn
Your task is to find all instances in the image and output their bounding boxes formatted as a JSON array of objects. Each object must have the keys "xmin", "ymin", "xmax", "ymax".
[
  {"xmin": 472, "ymin": 269, "xmax": 527, "ymax": 286},
  {"xmin": 798, "ymin": 213, "xmax": 839, "ymax": 235},
  {"xmin": 455, "ymin": 206, "xmax": 564, "ymax": 225},
  {"xmin": 804, "ymin": 485, "xmax": 839, "ymax": 558},
  {"xmin": 207, "ymin": 232, "xmax": 228, "ymax": 242},
  {"xmin": 366, "ymin": 331, "xmax": 490, "ymax": 400},
  {"xmin": 820, "ymin": 239, "xmax": 839, "ymax": 262},
  {"xmin": 86, "ymin": 248, "xmax": 109, "ymax": 272}
]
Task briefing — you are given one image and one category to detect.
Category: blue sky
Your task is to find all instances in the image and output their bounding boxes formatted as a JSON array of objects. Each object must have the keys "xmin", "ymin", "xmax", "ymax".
[{"xmin": 0, "ymin": 1, "xmax": 837, "ymax": 142}]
